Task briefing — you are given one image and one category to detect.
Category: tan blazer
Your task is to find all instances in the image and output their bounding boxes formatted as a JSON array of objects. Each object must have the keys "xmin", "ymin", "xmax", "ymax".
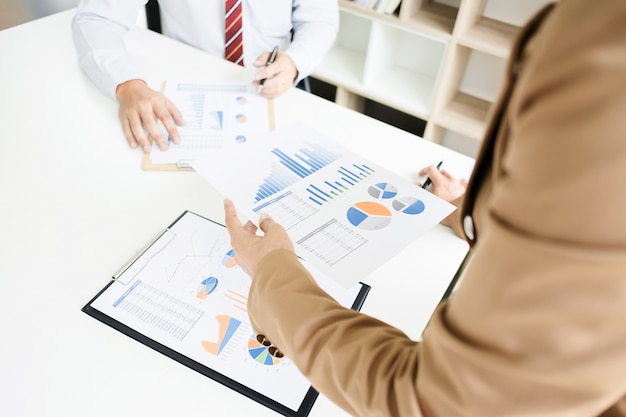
[{"xmin": 248, "ymin": 0, "xmax": 626, "ymax": 415}]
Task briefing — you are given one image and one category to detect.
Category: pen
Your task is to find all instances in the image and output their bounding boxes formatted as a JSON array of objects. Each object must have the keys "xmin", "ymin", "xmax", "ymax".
[
  {"xmin": 421, "ymin": 160, "xmax": 443, "ymax": 189},
  {"xmin": 257, "ymin": 46, "xmax": 279, "ymax": 94}
]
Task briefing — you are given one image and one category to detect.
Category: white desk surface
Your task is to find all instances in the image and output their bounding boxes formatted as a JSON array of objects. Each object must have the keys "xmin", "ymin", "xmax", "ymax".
[{"xmin": 0, "ymin": 10, "xmax": 474, "ymax": 417}]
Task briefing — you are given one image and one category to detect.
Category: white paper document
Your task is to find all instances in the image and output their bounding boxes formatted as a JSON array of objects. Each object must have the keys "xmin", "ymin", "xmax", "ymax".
[
  {"xmin": 191, "ymin": 123, "xmax": 455, "ymax": 287},
  {"xmin": 86, "ymin": 211, "xmax": 368, "ymax": 416},
  {"xmin": 150, "ymin": 81, "xmax": 271, "ymax": 164}
]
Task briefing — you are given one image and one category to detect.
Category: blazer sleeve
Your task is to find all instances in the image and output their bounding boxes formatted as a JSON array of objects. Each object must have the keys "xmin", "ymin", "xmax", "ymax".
[
  {"xmin": 247, "ymin": 249, "xmax": 428, "ymax": 417},
  {"xmin": 247, "ymin": 2, "xmax": 626, "ymax": 417}
]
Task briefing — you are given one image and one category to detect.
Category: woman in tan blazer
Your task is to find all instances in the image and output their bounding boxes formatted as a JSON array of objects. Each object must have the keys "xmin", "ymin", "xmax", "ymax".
[{"xmin": 224, "ymin": 0, "xmax": 626, "ymax": 415}]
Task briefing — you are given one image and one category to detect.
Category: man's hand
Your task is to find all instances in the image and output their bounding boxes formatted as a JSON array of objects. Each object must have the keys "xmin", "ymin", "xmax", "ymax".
[
  {"xmin": 115, "ymin": 79, "xmax": 185, "ymax": 153},
  {"xmin": 224, "ymin": 199, "xmax": 295, "ymax": 278},
  {"xmin": 253, "ymin": 51, "xmax": 298, "ymax": 98}
]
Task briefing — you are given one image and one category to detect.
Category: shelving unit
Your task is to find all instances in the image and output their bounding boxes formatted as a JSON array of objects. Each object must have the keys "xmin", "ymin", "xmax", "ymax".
[{"xmin": 311, "ymin": 0, "xmax": 554, "ymax": 158}]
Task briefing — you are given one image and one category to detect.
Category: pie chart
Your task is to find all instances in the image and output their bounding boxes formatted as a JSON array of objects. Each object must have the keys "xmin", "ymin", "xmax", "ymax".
[
  {"xmin": 346, "ymin": 201, "xmax": 391, "ymax": 230},
  {"xmin": 368, "ymin": 182, "xmax": 397, "ymax": 199},
  {"xmin": 393, "ymin": 197, "xmax": 425, "ymax": 215},
  {"xmin": 248, "ymin": 334, "xmax": 283, "ymax": 365},
  {"xmin": 196, "ymin": 276, "xmax": 218, "ymax": 299},
  {"xmin": 222, "ymin": 249, "xmax": 237, "ymax": 268}
]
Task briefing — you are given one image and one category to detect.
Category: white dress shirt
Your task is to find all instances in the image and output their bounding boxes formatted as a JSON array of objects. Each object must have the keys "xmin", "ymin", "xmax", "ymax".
[{"xmin": 72, "ymin": 0, "xmax": 338, "ymax": 99}]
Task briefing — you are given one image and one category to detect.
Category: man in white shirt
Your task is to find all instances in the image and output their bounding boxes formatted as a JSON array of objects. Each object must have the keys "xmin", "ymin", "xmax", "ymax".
[{"xmin": 72, "ymin": 0, "xmax": 338, "ymax": 153}]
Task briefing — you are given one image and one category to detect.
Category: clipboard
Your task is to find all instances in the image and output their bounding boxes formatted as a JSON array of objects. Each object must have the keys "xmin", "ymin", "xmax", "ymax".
[
  {"xmin": 82, "ymin": 211, "xmax": 370, "ymax": 417},
  {"xmin": 141, "ymin": 81, "xmax": 276, "ymax": 172}
]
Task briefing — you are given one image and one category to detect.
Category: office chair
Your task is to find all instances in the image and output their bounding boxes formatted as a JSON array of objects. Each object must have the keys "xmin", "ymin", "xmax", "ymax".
[{"xmin": 145, "ymin": 0, "xmax": 162, "ymax": 33}]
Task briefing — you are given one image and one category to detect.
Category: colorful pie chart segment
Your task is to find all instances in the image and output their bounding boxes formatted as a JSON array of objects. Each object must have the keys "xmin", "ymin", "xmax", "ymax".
[
  {"xmin": 368, "ymin": 182, "xmax": 397, "ymax": 199},
  {"xmin": 248, "ymin": 334, "xmax": 283, "ymax": 365},
  {"xmin": 346, "ymin": 201, "xmax": 391, "ymax": 230},
  {"xmin": 202, "ymin": 315, "xmax": 241, "ymax": 356},
  {"xmin": 393, "ymin": 197, "xmax": 425, "ymax": 215},
  {"xmin": 222, "ymin": 249, "xmax": 237, "ymax": 268},
  {"xmin": 196, "ymin": 276, "xmax": 218, "ymax": 299}
]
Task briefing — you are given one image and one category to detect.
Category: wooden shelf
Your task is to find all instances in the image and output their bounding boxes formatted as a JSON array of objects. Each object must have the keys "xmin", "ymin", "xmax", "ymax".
[
  {"xmin": 436, "ymin": 92, "xmax": 491, "ymax": 140},
  {"xmin": 458, "ymin": 17, "xmax": 518, "ymax": 58},
  {"xmin": 401, "ymin": 0, "xmax": 458, "ymax": 35},
  {"xmin": 313, "ymin": 0, "xmax": 551, "ymax": 158}
]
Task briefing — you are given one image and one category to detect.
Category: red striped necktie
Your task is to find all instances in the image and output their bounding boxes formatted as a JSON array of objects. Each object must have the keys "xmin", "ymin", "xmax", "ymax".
[{"xmin": 225, "ymin": 0, "xmax": 244, "ymax": 66}]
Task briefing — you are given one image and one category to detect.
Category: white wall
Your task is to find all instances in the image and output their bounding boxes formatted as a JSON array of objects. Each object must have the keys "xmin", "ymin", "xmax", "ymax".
[{"xmin": 0, "ymin": 0, "xmax": 80, "ymax": 30}]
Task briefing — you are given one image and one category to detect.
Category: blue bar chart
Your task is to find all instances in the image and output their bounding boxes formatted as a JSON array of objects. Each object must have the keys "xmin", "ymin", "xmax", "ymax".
[
  {"xmin": 254, "ymin": 141, "xmax": 342, "ymax": 202},
  {"xmin": 306, "ymin": 163, "xmax": 375, "ymax": 205}
]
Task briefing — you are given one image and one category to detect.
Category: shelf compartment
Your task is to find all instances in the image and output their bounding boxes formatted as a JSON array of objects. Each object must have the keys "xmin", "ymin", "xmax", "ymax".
[
  {"xmin": 400, "ymin": 0, "xmax": 459, "ymax": 38},
  {"xmin": 439, "ymin": 127, "xmax": 482, "ymax": 158},
  {"xmin": 339, "ymin": 0, "xmax": 456, "ymax": 38},
  {"xmin": 362, "ymin": 21, "xmax": 447, "ymax": 118},
  {"xmin": 436, "ymin": 91, "xmax": 491, "ymax": 140},
  {"xmin": 314, "ymin": 46, "xmax": 368, "ymax": 89},
  {"xmin": 314, "ymin": 10, "xmax": 371, "ymax": 85},
  {"xmin": 362, "ymin": 67, "xmax": 436, "ymax": 119},
  {"xmin": 458, "ymin": 47, "xmax": 506, "ymax": 102}
]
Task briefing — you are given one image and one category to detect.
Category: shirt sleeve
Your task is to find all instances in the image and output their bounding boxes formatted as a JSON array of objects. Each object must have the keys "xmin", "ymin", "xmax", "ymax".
[
  {"xmin": 71, "ymin": 0, "xmax": 146, "ymax": 99},
  {"xmin": 284, "ymin": 0, "xmax": 338, "ymax": 82}
]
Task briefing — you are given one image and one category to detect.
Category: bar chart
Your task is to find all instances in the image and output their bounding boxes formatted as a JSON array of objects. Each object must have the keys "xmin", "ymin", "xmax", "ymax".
[
  {"xmin": 305, "ymin": 163, "xmax": 375, "ymax": 206},
  {"xmin": 254, "ymin": 141, "xmax": 342, "ymax": 202}
]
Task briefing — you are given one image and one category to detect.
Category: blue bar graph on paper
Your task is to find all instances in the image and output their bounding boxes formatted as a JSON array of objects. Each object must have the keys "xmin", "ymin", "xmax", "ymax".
[
  {"xmin": 303, "ymin": 163, "xmax": 376, "ymax": 205},
  {"xmin": 271, "ymin": 141, "xmax": 341, "ymax": 179},
  {"xmin": 255, "ymin": 141, "xmax": 342, "ymax": 202},
  {"xmin": 253, "ymin": 137, "xmax": 375, "ymax": 205},
  {"xmin": 255, "ymin": 166, "xmax": 299, "ymax": 202}
]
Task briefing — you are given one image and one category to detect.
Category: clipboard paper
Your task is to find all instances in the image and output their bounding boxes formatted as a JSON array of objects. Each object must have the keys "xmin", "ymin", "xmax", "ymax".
[
  {"xmin": 141, "ymin": 81, "xmax": 276, "ymax": 172},
  {"xmin": 82, "ymin": 211, "xmax": 369, "ymax": 416}
]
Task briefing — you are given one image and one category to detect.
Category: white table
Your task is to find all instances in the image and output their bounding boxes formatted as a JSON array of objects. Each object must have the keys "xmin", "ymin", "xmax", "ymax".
[{"xmin": 0, "ymin": 10, "xmax": 474, "ymax": 417}]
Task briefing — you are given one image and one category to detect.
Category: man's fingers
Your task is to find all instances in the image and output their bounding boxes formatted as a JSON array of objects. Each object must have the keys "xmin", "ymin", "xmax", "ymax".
[
  {"xmin": 120, "ymin": 116, "xmax": 138, "ymax": 149},
  {"xmin": 128, "ymin": 115, "xmax": 151, "ymax": 153},
  {"xmin": 258, "ymin": 74, "xmax": 291, "ymax": 98},
  {"xmin": 162, "ymin": 99, "xmax": 185, "ymax": 143},
  {"xmin": 253, "ymin": 51, "xmax": 271, "ymax": 67},
  {"xmin": 155, "ymin": 110, "xmax": 180, "ymax": 145},
  {"xmin": 143, "ymin": 114, "xmax": 168, "ymax": 151}
]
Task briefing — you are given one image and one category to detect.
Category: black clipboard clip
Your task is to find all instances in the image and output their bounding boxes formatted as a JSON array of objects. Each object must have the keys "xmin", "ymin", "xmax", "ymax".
[{"xmin": 112, "ymin": 228, "xmax": 177, "ymax": 285}]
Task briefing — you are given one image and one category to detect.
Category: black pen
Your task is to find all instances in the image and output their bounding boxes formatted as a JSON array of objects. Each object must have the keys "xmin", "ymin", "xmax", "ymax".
[
  {"xmin": 257, "ymin": 46, "xmax": 279, "ymax": 94},
  {"xmin": 422, "ymin": 160, "xmax": 443, "ymax": 189}
]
